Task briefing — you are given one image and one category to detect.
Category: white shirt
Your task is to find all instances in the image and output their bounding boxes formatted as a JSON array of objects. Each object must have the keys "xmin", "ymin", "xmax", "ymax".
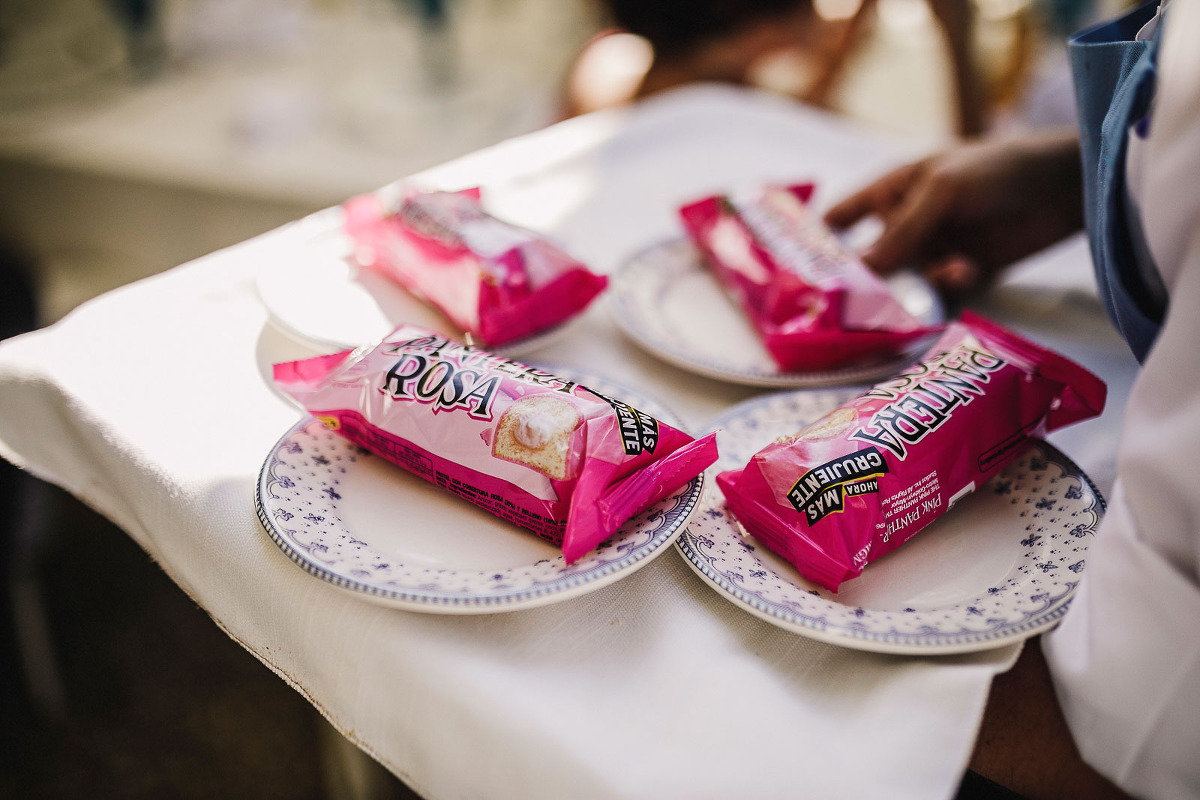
[{"xmin": 1043, "ymin": 1, "xmax": 1200, "ymax": 797}]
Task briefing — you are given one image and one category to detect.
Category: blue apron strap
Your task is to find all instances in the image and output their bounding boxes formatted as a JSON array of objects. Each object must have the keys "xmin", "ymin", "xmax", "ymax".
[{"xmin": 1068, "ymin": 1, "xmax": 1165, "ymax": 362}]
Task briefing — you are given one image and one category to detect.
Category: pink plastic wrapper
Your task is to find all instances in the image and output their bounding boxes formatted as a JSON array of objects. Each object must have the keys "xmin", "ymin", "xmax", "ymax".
[
  {"xmin": 273, "ymin": 325, "xmax": 718, "ymax": 563},
  {"xmin": 343, "ymin": 187, "xmax": 608, "ymax": 347},
  {"xmin": 716, "ymin": 312, "xmax": 1107, "ymax": 591},
  {"xmin": 679, "ymin": 183, "xmax": 942, "ymax": 371}
]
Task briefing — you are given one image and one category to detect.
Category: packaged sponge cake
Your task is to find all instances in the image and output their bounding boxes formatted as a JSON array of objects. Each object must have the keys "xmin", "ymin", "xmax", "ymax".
[
  {"xmin": 273, "ymin": 325, "xmax": 718, "ymax": 563},
  {"xmin": 716, "ymin": 313, "xmax": 1106, "ymax": 591},
  {"xmin": 343, "ymin": 187, "xmax": 608, "ymax": 347},
  {"xmin": 679, "ymin": 182, "xmax": 941, "ymax": 371}
]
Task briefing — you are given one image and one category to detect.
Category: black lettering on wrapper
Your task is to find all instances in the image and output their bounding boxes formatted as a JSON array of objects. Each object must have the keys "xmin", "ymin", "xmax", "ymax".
[
  {"xmin": 787, "ymin": 447, "xmax": 889, "ymax": 525},
  {"xmin": 589, "ymin": 390, "xmax": 660, "ymax": 457}
]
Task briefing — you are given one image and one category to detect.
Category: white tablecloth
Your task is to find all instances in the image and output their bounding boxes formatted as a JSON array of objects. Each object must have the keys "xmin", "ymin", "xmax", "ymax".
[{"xmin": 0, "ymin": 85, "xmax": 1139, "ymax": 800}]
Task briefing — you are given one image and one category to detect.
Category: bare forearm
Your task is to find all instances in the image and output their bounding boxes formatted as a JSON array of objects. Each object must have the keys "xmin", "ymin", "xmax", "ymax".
[{"xmin": 970, "ymin": 639, "xmax": 1131, "ymax": 800}]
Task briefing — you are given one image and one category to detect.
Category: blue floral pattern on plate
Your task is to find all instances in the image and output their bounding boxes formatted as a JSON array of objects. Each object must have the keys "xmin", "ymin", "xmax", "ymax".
[
  {"xmin": 609, "ymin": 239, "xmax": 944, "ymax": 388},
  {"xmin": 256, "ymin": 372, "xmax": 705, "ymax": 613},
  {"xmin": 675, "ymin": 388, "xmax": 1106, "ymax": 654}
]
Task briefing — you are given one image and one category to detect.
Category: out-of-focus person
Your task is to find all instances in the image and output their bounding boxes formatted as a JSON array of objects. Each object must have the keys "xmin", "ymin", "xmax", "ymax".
[
  {"xmin": 560, "ymin": 0, "xmax": 994, "ymax": 136},
  {"xmin": 826, "ymin": 1, "xmax": 1199, "ymax": 797}
]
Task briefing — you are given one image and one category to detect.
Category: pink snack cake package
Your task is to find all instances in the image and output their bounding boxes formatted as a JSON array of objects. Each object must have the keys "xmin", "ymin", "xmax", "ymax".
[
  {"xmin": 716, "ymin": 312, "xmax": 1107, "ymax": 591},
  {"xmin": 343, "ymin": 186, "xmax": 608, "ymax": 347},
  {"xmin": 273, "ymin": 325, "xmax": 718, "ymax": 563},
  {"xmin": 679, "ymin": 182, "xmax": 942, "ymax": 371}
]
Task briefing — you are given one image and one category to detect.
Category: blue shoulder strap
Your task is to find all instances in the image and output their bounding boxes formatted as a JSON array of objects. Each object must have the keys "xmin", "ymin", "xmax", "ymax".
[{"xmin": 1068, "ymin": 1, "xmax": 1165, "ymax": 362}]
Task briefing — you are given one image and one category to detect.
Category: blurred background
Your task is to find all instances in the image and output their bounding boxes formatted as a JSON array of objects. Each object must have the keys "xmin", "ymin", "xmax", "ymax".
[
  {"xmin": 0, "ymin": 0, "xmax": 1118, "ymax": 797},
  {"xmin": 0, "ymin": 0, "xmax": 1115, "ymax": 324}
]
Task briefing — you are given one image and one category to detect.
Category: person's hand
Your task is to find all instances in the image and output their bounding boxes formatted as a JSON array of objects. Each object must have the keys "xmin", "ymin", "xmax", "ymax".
[{"xmin": 824, "ymin": 130, "xmax": 1084, "ymax": 299}]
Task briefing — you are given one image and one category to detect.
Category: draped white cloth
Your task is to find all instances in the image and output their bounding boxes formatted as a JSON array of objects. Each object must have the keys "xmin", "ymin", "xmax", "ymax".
[{"xmin": 0, "ymin": 86, "xmax": 1140, "ymax": 799}]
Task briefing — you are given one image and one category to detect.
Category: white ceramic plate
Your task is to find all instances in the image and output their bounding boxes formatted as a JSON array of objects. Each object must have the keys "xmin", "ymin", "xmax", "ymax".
[
  {"xmin": 255, "ymin": 214, "xmax": 572, "ymax": 356},
  {"xmin": 609, "ymin": 239, "xmax": 944, "ymax": 387},
  {"xmin": 256, "ymin": 372, "xmax": 705, "ymax": 613},
  {"xmin": 676, "ymin": 389, "xmax": 1105, "ymax": 654}
]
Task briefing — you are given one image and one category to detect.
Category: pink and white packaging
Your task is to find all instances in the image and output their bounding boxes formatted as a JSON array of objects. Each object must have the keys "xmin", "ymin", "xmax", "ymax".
[
  {"xmin": 343, "ymin": 187, "xmax": 608, "ymax": 347},
  {"xmin": 679, "ymin": 183, "xmax": 942, "ymax": 371},
  {"xmin": 273, "ymin": 325, "xmax": 718, "ymax": 563},
  {"xmin": 716, "ymin": 312, "xmax": 1107, "ymax": 591}
]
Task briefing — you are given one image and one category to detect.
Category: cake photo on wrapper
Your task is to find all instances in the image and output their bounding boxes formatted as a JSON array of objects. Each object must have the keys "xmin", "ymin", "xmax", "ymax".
[
  {"xmin": 777, "ymin": 406, "xmax": 856, "ymax": 445},
  {"xmin": 492, "ymin": 394, "xmax": 582, "ymax": 480}
]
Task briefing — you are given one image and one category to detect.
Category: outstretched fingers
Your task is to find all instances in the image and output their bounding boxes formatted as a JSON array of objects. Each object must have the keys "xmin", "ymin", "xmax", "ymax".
[
  {"xmin": 823, "ymin": 160, "xmax": 923, "ymax": 231},
  {"xmin": 859, "ymin": 167, "xmax": 955, "ymax": 273}
]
